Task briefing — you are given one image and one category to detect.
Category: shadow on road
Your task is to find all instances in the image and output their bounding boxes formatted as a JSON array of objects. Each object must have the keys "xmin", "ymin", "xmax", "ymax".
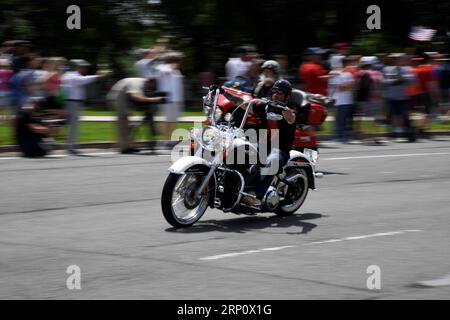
[
  {"xmin": 165, "ymin": 213, "xmax": 325, "ymax": 235},
  {"xmin": 321, "ymin": 171, "xmax": 349, "ymax": 176}
]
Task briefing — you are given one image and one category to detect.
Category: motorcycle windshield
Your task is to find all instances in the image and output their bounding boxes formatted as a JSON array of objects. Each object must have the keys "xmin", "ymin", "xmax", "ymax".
[{"xmin": 222, "ymin": 87, "xmax": 251, "ymax": 106}]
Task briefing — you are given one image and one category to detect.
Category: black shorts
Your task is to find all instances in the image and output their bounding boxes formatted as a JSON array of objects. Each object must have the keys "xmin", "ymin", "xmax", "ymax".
[{"xmin": 389, "ymin": 99, "xmax": 407, "ymax": 116}]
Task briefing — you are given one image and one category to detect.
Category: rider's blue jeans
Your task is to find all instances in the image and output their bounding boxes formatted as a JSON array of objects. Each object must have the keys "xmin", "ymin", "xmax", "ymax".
[{"xmin": 254, "ymin": 148, "xmax": 289, "ymax": 198}]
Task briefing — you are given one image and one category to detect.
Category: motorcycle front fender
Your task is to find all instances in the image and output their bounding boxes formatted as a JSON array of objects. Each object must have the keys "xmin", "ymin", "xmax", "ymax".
[{"xmin": 168, "ymin": 156, "xmax": 211, "ymax": 174}]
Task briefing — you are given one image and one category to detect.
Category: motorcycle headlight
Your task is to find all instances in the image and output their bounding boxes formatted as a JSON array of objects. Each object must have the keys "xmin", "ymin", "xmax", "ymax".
[{"xmin": 214, "ymin": 108, "xmax": 223, "ymax": 122}]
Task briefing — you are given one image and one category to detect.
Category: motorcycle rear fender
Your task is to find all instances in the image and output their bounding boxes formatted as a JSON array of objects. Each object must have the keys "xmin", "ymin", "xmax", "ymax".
[{"xmin": 286, "ymin": 150, "xmax": 316, "ymax": 190}]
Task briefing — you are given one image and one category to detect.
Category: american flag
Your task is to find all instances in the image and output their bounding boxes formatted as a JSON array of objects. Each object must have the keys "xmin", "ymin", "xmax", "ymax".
[{"xmin": 409, "ymin": 26, "xmax": 437, "ymax": 42}]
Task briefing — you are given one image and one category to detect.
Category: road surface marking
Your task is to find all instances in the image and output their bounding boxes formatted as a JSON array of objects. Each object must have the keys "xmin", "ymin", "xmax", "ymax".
[
  {"xmin": 199, "ymin": 230, "xmax": 422, "ymax": 260},
  {"xmin": 308, "ymin": 230, "xmax": 422, "ymax": 245},
  {"xmin": 199, "ymin": 246, "xmax": 297, "ymax": 261},
  {"xmin": 322, "ymin": 152, "xmax": 450, "ymax": 161}
]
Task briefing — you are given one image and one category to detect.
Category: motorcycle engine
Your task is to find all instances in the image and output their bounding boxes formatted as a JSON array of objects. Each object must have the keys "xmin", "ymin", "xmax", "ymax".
[{"xmin": 263, "ymin": 186, "xmax": 280, "ymax": 211}]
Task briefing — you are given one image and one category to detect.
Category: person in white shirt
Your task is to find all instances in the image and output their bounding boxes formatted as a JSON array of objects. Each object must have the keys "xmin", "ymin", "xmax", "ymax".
[
  {"xmin": 157, "ymin": 52, "xmax": 185, "ymax": 139},
  {"xmin": 61, "ymin": 59, "xmax": 110, "ymax": 154},
  {"xmin": 328, "ymin": 58, "xmax": 355, "ymax": 142},
  {"xmin": 225, "ymin": 46, "xmax": 256, "ymax": 81},
  {"xmin": 135, "ymin": 46, "xmax": 164, "ymax": 79}
]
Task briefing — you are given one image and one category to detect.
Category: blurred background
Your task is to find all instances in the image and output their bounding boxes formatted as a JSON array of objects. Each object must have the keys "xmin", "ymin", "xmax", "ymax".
[
  {"xmin": 1, "ymin": 0, "xmax": 449, "ymax": 98},
  {"xmin": 0, "ymin": 0, "xmax": 450, "ymax": 151}
]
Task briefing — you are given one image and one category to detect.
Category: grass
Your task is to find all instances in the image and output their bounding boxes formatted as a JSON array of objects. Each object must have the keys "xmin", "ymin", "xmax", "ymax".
[
  {"xmin": 0, "ymin": 121, "xmax": 195, "ymax": 146},
  {"xmin": 81, "ymin": 107, "xmax": 204, "ymax": 117},
  {"xmin": 1, "ymin": 117, "xmax": 449, "ymax": 146}
]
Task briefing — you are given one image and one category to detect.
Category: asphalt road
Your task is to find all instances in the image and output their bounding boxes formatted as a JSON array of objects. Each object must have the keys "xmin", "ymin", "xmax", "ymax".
[{"xmin": 1, "ymin": 139, "xmax": 450, "ymax": 300}]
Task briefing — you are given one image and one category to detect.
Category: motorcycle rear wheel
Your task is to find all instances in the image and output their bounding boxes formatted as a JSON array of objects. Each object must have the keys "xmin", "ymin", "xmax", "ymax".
[
  {"xmin": 161, "ymin": 172, "xmax": 209, "ymax": 228},
  {"xmin": 275, "ymin": 168, "xmax": 309, "ymax": 216}
]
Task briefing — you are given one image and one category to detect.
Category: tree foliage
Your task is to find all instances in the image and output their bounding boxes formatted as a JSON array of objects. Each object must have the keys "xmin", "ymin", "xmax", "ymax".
[{"xmin": 0, "ymin": 0, "xmax": 448, "ymax": 76}]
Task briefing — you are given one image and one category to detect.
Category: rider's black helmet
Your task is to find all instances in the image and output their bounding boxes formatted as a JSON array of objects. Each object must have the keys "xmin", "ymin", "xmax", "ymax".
[{"xmin": 271, "ymin": 79, "xmax": 292, "ymax": 96}]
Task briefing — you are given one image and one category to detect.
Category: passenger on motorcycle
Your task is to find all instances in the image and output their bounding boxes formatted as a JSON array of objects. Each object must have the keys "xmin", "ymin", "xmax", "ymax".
[{"xmin": 254, "ymin": 60, "xmax": 281, "ymax": 98}]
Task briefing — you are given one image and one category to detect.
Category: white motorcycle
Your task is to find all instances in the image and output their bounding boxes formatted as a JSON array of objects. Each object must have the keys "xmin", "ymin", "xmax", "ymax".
[{"xmin": 161, "ymin": 87, "xmax": 322, "ymax": 228}]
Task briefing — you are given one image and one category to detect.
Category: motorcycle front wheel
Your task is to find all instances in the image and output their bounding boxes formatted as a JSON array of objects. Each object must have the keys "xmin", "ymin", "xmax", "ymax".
[{"xmin": 161, "ymin": 172, "xmax": 210, "ymax": 228}]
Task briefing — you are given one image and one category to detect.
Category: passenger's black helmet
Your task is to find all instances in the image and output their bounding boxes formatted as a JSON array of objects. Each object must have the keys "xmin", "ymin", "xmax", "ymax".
[{"xmin": 272, "ymin": 79, "xmax": 292, "ymax": 95}]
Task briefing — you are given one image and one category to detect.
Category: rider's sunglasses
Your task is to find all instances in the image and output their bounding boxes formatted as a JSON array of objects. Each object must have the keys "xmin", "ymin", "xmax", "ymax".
[{"xmin": 271, "ymin": 89, "xmax": 284, "ymax": 95}]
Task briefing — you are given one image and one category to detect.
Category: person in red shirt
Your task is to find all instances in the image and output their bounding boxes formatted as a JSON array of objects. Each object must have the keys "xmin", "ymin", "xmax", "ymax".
[
  {"xmin": 299, "ymin": 48, "xmax": 327, "ymax": 95},
  {"xmin": 409, "ymin": 55, "xmax": 438, "ymax": 138}
]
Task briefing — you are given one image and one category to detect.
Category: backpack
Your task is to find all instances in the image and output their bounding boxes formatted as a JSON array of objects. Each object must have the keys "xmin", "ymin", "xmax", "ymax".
[{"xmin": 356, "ymin": 72, "xmax": 373, "ymax": 102}]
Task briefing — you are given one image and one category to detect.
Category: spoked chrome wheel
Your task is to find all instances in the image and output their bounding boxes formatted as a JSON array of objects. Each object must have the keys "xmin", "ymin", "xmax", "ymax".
[
  {"xmin": 275, "ymin": 168, "xmax": 309, "ymax": 216},
  {"xmin": 161, "ymin": 172, "xmax": 210, "ymax": 228}
]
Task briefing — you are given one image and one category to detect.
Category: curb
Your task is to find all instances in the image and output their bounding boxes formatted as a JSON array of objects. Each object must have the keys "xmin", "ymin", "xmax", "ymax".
[{"xmin": 1, "ymin": 131, "xmax": 449, "ymax": 153}]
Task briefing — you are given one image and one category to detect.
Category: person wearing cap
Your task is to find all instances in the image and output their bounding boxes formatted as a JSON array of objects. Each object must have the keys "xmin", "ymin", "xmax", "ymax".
[
  {"xmin": 299, "ymin": 48, "xmax": 328, "ymax": 95},
  {"xmin": 328, "ymin": 57, "xmax": 355, "ymax": 142},
  {"xmin": 61, "ymin": 59, "xmax": 110, "ymax": 154},
  {"xmin": 329, "ymin": 43, "xmax": 351, "ymax": 70},
  {"xmin": 106, "ymin": 77, "xmax": 165, "ymax": 154},
  {"xmin": 254, "ymin": 60, "xmax": 281, "ymax": 98}
]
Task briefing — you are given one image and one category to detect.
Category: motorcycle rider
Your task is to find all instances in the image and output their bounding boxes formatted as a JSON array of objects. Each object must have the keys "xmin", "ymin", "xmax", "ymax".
[{"xmin": 240, "ymin": 79, "xmax": 297, "ymax": 207}]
